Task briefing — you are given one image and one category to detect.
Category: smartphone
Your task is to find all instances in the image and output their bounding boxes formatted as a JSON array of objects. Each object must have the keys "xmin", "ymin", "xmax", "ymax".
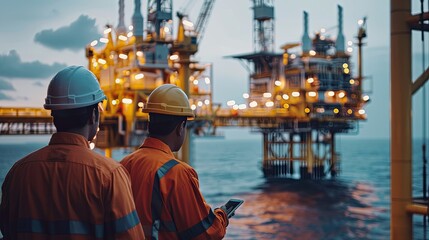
[{"xmin": 224, "ymin": 198, "xmax": 244, "ymax": 218}]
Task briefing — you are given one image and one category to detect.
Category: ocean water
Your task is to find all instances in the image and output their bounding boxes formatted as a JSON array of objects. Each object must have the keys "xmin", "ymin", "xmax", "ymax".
[{"xmin": 0, "ymin": 134, "xmax": 428, "ymax": 239}]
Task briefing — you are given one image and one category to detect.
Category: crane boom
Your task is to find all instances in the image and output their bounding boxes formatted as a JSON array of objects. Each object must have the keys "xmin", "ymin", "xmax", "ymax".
[{"xmin": 195, "ymin": 0, "xmax": 215, "ymax": 44}]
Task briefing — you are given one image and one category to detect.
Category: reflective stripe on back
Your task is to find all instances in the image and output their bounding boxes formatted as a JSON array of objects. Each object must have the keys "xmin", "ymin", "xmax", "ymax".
[
  {"xmin": 151, "ymin": 159, "xmax": 179, "ymax": 240},
  {"xmin": 178, "ymin": 209, "xmax": 216, "ymax": 240},
  {"xmin": 16, "ymin": 210, "xmax": 140, "ymax": 239}
]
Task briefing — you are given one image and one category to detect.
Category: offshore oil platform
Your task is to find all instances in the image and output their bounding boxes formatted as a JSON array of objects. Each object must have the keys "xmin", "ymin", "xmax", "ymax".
[{"xmin": 0, "ymin": 0, "xmax": 369, "ymax": 179}]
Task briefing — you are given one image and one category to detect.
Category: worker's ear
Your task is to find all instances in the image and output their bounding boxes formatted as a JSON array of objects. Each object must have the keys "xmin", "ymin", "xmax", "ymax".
[
  {"xmin": 176, "ymin": 121, "xmax": 185, "ymax": 136},
  {"xmin": 89, "ymin": 107, "xmax": 98, "ymax": 125}
]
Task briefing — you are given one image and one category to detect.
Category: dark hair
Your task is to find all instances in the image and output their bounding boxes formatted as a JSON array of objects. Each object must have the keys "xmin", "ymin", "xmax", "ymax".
[
  {"xmin": 52, "ymin": 104, "xmax": 99, "ymax": 131},
  {"xmin": 148, "ymin": 113, "xmax": 187, "ymax": 136}
]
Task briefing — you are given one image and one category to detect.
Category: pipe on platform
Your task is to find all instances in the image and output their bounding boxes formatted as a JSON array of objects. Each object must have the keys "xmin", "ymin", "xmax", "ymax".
[
  {"xmin": 391, "ymin": 0, "xmax": 413, "ymax": 239},
  {"xmin": 406, "ymin": 204, "xmax": 429, "ymax": 215}
]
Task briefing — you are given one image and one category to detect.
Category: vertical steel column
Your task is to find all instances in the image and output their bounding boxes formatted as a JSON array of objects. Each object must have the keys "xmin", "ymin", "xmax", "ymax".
[
  {"xmin": 306, "ymin": 131, "xmax": 314, "ymax": 175},
  {"xmin": 330, "ymin": 132, "xmax": 336, "ymax": 177},
  {"xmin": 391, "ymin": 0, "xmax": 412, "ymax": 239}
]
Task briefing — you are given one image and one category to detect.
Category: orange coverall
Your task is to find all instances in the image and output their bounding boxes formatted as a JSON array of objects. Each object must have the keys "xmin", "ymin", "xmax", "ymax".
[
  {"xmin": 0, "ymin": 132, "xmax": 145, "ymax": 240},
  {"xmin": 121, "ymin": 137, "xmax": 228, "ymax": 240}
]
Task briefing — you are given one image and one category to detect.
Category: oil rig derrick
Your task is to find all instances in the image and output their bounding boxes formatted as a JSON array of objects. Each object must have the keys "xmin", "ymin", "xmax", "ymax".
[
  {"xmin": 85, "ymin": 0, "xmax": 215, "ymax": 160},
  {"xmin": 223, "ymin": 2, "xmax": 369, "ymax": 179}
]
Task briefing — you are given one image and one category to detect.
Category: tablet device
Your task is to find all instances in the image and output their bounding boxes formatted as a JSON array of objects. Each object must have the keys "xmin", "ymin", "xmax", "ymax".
[{"xmin": 224, "ymin": 198, "xmax": 244, "ymax": 218}]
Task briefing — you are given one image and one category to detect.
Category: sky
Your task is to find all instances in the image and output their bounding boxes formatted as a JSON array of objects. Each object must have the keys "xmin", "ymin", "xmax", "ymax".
[{"xmin": 0, "ymin": 0, "xmax": 427, "ymax": 140}]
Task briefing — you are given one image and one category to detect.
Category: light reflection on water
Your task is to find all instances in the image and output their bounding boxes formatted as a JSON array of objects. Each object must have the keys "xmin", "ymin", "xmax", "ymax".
[{"xmin": 223, "ymin": 180, "xmax": 387, "ymax": 240}]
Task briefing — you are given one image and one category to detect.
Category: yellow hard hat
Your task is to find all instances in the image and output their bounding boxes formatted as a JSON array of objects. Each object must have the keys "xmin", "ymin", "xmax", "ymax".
[{"xmin": 143, "ymin": 84, "xmax": 194, "ymax": 117}]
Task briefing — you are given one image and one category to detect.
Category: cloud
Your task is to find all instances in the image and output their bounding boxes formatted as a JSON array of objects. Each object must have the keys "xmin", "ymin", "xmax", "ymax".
[
  {"xmin": 0, "ymin": 50, "xmax": 67, "ymax": 79},
  {"xmin": 0, "ymin": 79, "xmax": 15, "ymax": 91},
  {"xmin": 33, "ymin": 81, "xmax": 44, "ymax": 87},
  {"xmin": 34, "ymin": 15, "xmax": 101, "ymax": 51},
  {"xmin": 0, "ymin": 92, "xmax": 13, "ymax": 100}
]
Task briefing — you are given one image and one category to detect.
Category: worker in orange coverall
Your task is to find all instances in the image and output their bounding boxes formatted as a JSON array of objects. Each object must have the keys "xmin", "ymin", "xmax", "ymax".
[
  {"xmin": 0, "ymin": 66, "xmax": 145, "ymax": 240},
  {"xmin": 121, "ymin": 84, "xmax": 229, "ymax": 240}
]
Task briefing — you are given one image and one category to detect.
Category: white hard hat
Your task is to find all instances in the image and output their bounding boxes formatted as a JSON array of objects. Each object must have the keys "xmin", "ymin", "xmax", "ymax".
[{"xmin": 44, "ymin": 66, "xmax": 106, "ymax": 110}]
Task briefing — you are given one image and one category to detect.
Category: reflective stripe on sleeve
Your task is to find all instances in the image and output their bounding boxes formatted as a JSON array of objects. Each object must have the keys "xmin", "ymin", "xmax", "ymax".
[
  {"xmin": 178, "ymin": 209, "xmax": 216, "ymax": 240},
  {"xmin": 16, "ymin": 210, "xmax": 140, "ymax": 238},
  {"xmin": 105, "ymin": 210, "xmax": 141, "ymax": 235},
  {"xmin": 151, "ymin": 159, "xmax": 179, "ymax": 240}
]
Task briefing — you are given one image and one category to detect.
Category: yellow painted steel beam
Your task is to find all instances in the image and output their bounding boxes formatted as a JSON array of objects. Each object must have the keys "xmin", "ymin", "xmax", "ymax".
[
  {"xmin": 412, "ymin": 67, "xmax": 429, "ymax": 95},
  {"xmin": 391, "ymin": 0, "xmax": 413, "ymax": 239},
  {"xmin": 406, "ymin": 204, "xmax": 428, "ymax": 215}
]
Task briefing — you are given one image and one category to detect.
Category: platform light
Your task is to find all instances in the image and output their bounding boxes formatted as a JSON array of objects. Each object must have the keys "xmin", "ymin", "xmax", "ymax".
[
  {"xmin": 304, "ymin": 107, "xmax": 311, "ymax": 113},
  {"xmin": 122, "ymin": 98, "xmax": 133, "ymax": 104},
  {"xmin": 238, "ymin": 104, "xmax": 247, "ymax": 110},
  {"xmin": 227, "ymin": 100, "xmax": 236, "ymax": 106},
  {"xmin": 104, "ymin": 28, "xmax": 112, "ymax": 34},
  {"xmin": 263, "ymin": 92, "xmax": 272, "ymax": 98},
  {"xmin": 275, "ymin": 80, "xmax": 281, "ymax": 86},
  {"xmin": 276, "ymin": 95, "xmax": 282, "ymax": 101},
  {"xmin": 320, "ymin": 35, "xmax": 326, "ymax": 40},
  {"xmin": 347, "ymin": 47, "xmax": 353, "ymax": 53},
  {"xmin": 343, "ymin": 68, "xmax": 350, "ymax": 74},
  {"xmin": 191, "ymin": 104, "xmax": 197, "ymax": 110},
  {"xmin": 363, "ymin": 95, "xmax": 370, "ymax": 101},
  {"xmin": 92, "ymin": 62, "xmax": 98, "ymax": 68},
  {"xmin": 320, "ymin": 28, "xmax": 326, "ymax": 33},
  {"xmin": 136, "ymin": 51, "xmax": 144, "ymax": 57},
  {"xmin": 347, "ymin": 109, "xmax": 353, "ymax": 115},
  {"xmin": 99, "ymin": 38, "xmax": 109, "ymax": 43},
  {"xmin": 197, "ymin": 101, "xmax": 203, "ymax": 107},
  {"xmin": 232, "ymin": 104, "xmax": 239, "ymax": 110},
  {"xmin": 243, "ymin": 93, "xmax": 249, "ymax": 99},
  {"xmin": 292, "ymin": 91, "xmax": 300, "ymax": 97},
  {"xmin": 115, "ymin": 78, "xmax": 121, "ymax": 84},
  {"xmin": 333, "ymin": 108, "xmax": 339, "ymax": 114},
  {"xmin": 327, "ymin": 91, "xmax": 335, "ymax": 97},
  {"xmin": 265, "ymin": 101, "xmax": 274, "ymax": 107},
  {"xmin": 282, "ymin": 94, "xmax": 289, "ymax": 100},
  {"xmin": 135, "ymin": 73, "xmax": 144, "ymax": 80},
  {"xmin": 308, "ymin": 91, "xmax": 317, "ymax": 97},
  {"xmin": 249, "ymin": 101, "xmax": 258, "ymax": 108},
  {"xmin": 138, "ymin": 102, "xmax": 144, "ymax": 108},
  {"xmin": 283, "ymin": 103, "xmax": 289, "ymax": 109},
  {"xmin": 127, "ymin": 32, "xmax": 133, "ymax": 38},
  {"xmin": 97, "ymin": 59, "xmax": 106, "ymax": 65},
  {"xmin": 358, "ymin": 19, "xmax": 364, "ymax": 26},
  {"xmin": 347, "ymin": 40, "xmax": 353, "ymax": 46},
  {"xmin": 204, "ymin": 99, "xmax": 210, "ymax": 105},
  {"xmin": 290, "ymin": 54, "xmax": 296, "ymax": 59},
  {"xmin": 170, "ymin": 54, "xmax": 179, "ymax": 61},
  {"xmin": 183, "ymin": 19, "xmax": 194, "ymax": 28},
  {"xmin": 112, "ymin": 99, "xmax": 118, "ymax": 105},
  {"xmin": 119, "ymin": 54, "xmax": 128, "ymax": 60},
  {"xmin": 309, "ymin": 50, "xmax": 316, "ymax": 56},
  {"xmin": 193, "ymin": 79, "xmax": 199, "ymax": 85},
  {"xmin": 358, "ymin": 109, "xmax": 366, "ymax": 115},
  {"xmin": 163, "ymin": 26, "xmax": 170, "ymax": 33},
  {"xmin": 205, "ymin": 77, "xmax": 210, "ymax": 84},
  {"xmin": 90, "ymin": 40, "xmax": 98, "ymax": 47},
  {"xmin": 118, "ymin": 35, "xmax": 128, "ymax": 41},
  {"xmin": 128, "ymin": 25, "xmax": 134, "ymax": 31},
  {"xmin": 338, "ymin": 92, "xmax": 346, "ymax": 98},
  {"xmin": 349, "ymin": 79, "xmax": 355, "ymax": 85},
  {"xmin": 307, "ymin": 77, "xmax": 314, "ymax": 84},
  {"xmin": 342, "ymin": 63, "xmax": 348, "ymax": 68},
  {"xmin": 316, "ymin": 107, "xmax": 325, "ymax": 113}
]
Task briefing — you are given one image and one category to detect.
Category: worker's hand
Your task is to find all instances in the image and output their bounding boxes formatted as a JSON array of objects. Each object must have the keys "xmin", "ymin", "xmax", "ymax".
[{"xmin": 219, "ymin": 205, "xmax": 234, "ymax": 218}]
